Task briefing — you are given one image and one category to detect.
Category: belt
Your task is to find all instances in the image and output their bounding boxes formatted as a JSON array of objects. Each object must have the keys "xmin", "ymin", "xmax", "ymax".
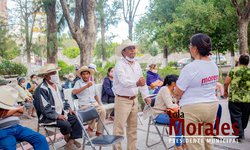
[{"xmin": 117, "ymin": 95, "xmax": 137, "ymax": 100}]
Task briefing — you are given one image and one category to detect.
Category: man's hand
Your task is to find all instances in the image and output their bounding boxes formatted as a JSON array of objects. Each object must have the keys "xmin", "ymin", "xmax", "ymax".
[
  {"xmin": 136, "ymin": 77, "xmax": 146, "ymax": 87},
  {"xmin": 16, "ymin": 106, "xmax": 24, "ymax": 113},
  {"xmin": 86, "ymin": 82, "xmax": 93, "ymax": 88},
  {"xmin": 224, "ymin": 91, "xmax": 228, "ymax": 99},
  {"xmin": 57, "ymin": 115, "xmax": 66, "ymax": 120},
  {"xmin": 69, "ymin": 109, "xmax": 75, "ymax": 115},
  {"xmin": 144, "ymin": 97, "xmax": 151, "ymax": 105}
]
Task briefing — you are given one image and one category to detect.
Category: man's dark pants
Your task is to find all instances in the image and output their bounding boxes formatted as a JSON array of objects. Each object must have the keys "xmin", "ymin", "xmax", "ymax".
[
  {"xmin": 228, "ymin": 101, "xmax": 250, "ymax": 138},
  {"xmin": 56, "ymin": 114, "xmax": 82, "ymax": 139}
]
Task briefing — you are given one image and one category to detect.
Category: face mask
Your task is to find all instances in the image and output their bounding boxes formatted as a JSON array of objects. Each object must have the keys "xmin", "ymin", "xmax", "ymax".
[
  {"xmin": 69, "ymin": 77, "xmax": 74, "ymax": 82},
  {"xmin": 152, "ymin": 70, "xmax": 158, "ymax": 73},
  {"xmin": 21, "ymin": 83, "xmax": 26, "ymax": 87},
  {"xmin": 125, "ymin": 56, "xmax": 135, "ymax": 62},
  {"xmin": 50, "ymin": 74, "xmax": 59, "ymax": 84}
]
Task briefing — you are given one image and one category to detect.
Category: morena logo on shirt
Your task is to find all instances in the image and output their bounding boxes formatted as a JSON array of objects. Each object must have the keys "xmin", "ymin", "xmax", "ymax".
[{"xmin": 201, "ymin": 75, "xmax": 219, "ymax": 86}]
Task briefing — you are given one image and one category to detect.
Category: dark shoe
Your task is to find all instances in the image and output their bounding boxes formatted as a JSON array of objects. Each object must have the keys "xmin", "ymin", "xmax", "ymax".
[{"xmin": 64, "ymin": 142, "xmax": 78, "ymax": 150}]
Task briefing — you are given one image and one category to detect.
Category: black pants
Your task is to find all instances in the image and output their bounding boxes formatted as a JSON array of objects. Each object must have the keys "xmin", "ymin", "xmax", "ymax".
[
  {"xmin": 228, "ymin": 101, "xmax": 250, "ymax": 138},
  {"xmin": 56, "ymin": 114, "xmax": 82, "ymax": 139}
]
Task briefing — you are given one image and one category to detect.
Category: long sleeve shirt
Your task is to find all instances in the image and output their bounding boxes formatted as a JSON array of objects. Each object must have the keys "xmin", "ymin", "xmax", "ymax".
[
  {"xmin": 113, "ymin": 57, "xmax": 149, "ymax": 99},
  {"xmin": 153, "ymin": 86, "xmax": 178, "ymax": 116}
]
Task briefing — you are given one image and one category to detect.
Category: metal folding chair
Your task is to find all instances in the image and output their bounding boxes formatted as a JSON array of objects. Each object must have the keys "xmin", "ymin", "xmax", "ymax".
[
  {"xmin": 75, "ymin": 106, "xmax": 124, "ymax": 150},
  {"xmin": 16, "ymin": 141, "xmax": 25, "ymax": 150},
  {"xmin": 144, "ymin": 105, "xmax": 174, "ymax": 150},
  {"xmin": 37, "ymin": 122, "xmax": 59, "ymax": 150}
]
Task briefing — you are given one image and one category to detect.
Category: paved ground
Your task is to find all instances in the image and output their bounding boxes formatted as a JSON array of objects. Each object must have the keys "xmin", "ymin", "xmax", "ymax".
[{"xmin": 20, "ymin": 99, "xmax": 250, "ymax": 150}]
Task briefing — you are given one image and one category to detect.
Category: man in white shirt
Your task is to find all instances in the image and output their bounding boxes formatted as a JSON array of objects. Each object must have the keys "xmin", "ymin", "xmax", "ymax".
[
  {"xmin": 73, "ymin": 66, "xmax": 106, "ymax": 136},
  {"xmin": 113, "ymin": 40, "xmax": 151, "ymax": 150}
]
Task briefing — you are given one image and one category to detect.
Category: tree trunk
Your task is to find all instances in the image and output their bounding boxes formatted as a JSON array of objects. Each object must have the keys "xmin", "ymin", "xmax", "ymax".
[
  {"xmin": 239, "ymin": 19, "xmax": 249, "ymax": 54},
  {"xmin": 230, "ymin": 44, "xmax": 235, "ymax": 68},
  {"xmin": 128, "ymin": 21, "xmax": 133, "ymax": 40},
  {"xmin": 60, "ymin": 0, "xmax": 96, "ymax": 66},
  {"xmin": 25, "ymin": 16, "xmax": 31, "ymax": 63},
  {"xmin": 46, "ymin": 0, "xmax": 58, "ymax": 64},
  {"xmin": 161, "ymin": 46, "xmax": 168, "ymax": 68},
  {"xmin": 101, "ymin": 16, "xmax": 106, "ymax": 61}
]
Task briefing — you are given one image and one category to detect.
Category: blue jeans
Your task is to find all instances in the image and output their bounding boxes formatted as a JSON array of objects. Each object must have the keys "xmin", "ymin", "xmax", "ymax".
[
  {"xmin": 0, "ymin": 124, "xmax": 49, "ymax": 150},
  {"xmin": 155, "ymin": 113, "xmax": 183, "ymax": 146},
  {"xmin": 214, "ymin": 104, "xmax": 222, "ymax": 130}
]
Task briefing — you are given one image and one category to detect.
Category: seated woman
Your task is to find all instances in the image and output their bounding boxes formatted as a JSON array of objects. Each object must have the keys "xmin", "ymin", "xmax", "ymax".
[
  {"xmin": 64, "ymin": 73, "xmax": 75, "ymax": 89},
  {"xmin": 101, "ymin": 67, "xmax": 115, "ymax": 118},
  {"xmin": 153, "ymin": 74, "xmax": 183, "ymax": 150},
  {"xmin": 146, "ymin": 64, "xmax": 163, "ymax": 95},
  {"xmin": 15, "ymin": 77, "xmax": 36, "ymax": 119}
]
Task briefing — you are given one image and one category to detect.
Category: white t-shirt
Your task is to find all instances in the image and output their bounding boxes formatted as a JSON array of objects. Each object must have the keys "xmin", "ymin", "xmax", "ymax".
[{"xmin": 177, "ymin": 60, "xmax": 219, "ymax": 107}]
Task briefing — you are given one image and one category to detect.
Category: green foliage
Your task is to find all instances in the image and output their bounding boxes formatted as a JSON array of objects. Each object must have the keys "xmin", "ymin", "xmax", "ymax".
[
  {"xmin": 0, "ymin": 27, "xmax": 20, "ymax": 60},
  {"xmin": 57, "ymin": 60, "xmax": 74, "ymax": 77},
  {"xmin": 135, "ymin": 0, "xmax": 238, "ymax": 55},
  {"xmin": 63, "ymin": 47, "xmax": 80, "ymax": 59},
  {"xmin": 94, "ymin": 40, "xmax": 119, "ymax": 59},
  {"xmin": 0, "ymin": 60, "xmax": 27, "ymax": 76},
  {"xmin": 95, "ymin": 61, "xmax": 115, "ymax": 84},
  {"xmin": 158, "ymin": 66, "xmax": 180, "ymax": 79},
  {"xmin": 168, "ymin": 61, "xmax": 178, "ymax": 68}
]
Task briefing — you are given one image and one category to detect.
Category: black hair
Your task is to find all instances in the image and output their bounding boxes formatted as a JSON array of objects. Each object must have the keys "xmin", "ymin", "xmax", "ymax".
[
  {"xmin": 149, "ymin": 64, "xmax": 156, "ymax": 69},
  {"xmin": 163, "ymin": 74, "xmax": 179, "ymax": 86},
  {"xmin": 80, "ymin": 71, "xmax": 90, "ymax": 75},
  {"xmin": 190, "ymin": 33, "xmax": 212, "ymax": 56},
  {"xmin": 107, "ymin": 67, "xmax": 113, "ymax": 76},
  {"xmin": 239, "ymin": 54, "xmax": 249, "ymax": 66},
  {"xmin": 30, "ymin": 74, "xmax": 36, "ymax": 79},
  {"xmin": 17, "ymin": 77, "xmax": 25, "ymax": 85}
]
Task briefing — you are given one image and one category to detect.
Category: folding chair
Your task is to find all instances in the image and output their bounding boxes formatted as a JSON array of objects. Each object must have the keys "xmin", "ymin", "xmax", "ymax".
[
  {"xmin": 76, "ymin": 106, "xmax": 124, "ymax": 150},
  {"xmin": 144, "ymin": 105, "xmax": 174, "ymax": 150},
  {"xmin": 16, "ymin": 141, "xmax": 25, "ymax": 150},
  {"xmin": 37, "ymin": 121, "xmax": 60, "ymax": 150}
]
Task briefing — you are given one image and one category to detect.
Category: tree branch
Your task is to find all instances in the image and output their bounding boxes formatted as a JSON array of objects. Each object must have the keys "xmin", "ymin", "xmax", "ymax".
[
  {"xmin": 60, "ymin": 0, "xmax": 76, "ymax": 34},
  {"xmin": 242, "ymin": 1, "xmax": 250, "ymax": 20},
  {"xmin": 74, "ymin": 0, "xmax": 82, "ymax": 30},
  {"xmin": 122, "ymin": 0, "xmax": 128, "ymax": 23},
  {"xmin": 132, "ymin": 0, "xmax": 140, "ymax": 21},
  {"xmin": 232, "ymin": 0, "xmax": 242, "ymax": 17}
]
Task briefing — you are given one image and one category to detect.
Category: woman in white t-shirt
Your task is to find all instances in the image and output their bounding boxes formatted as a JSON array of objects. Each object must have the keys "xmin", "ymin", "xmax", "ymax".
[{"xmin": 174, "ymin": 33, "xmax": 219, "ymax": 150}]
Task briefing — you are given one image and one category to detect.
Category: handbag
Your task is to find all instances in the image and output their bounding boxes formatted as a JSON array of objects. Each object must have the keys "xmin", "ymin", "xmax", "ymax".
[{"xmin": 165, "ymin": 107, "xmax": 180, "ymax": 118}]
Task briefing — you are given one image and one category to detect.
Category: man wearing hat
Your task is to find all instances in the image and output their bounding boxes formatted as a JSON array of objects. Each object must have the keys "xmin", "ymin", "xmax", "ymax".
[
  {"xmin": 33, "ymin": 64, "xmax": 82, "ymax": 149},
  {"xmin": 0, "ymin": 84, "xmax": 49, "ymax": 150},
  {"xmin": 73, "ymin": 66, "xmax": 106, "ymax": 136},
  {"xmin": 113, "ymin": 40, "xmax": 151, "ymax": 150}
]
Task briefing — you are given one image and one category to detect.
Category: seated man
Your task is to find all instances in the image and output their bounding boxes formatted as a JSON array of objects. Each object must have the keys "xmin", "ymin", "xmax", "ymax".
[
  {"xmin": 0, "ymin": 84, "xmax": 49, "ymax": 150},
  {"xmin": 33, "ymin": 64, "xmax": 82, "ymax": 150},
  {"xmin": 73, "ymin": 66, "xmax": 106, "ymax": 136}
]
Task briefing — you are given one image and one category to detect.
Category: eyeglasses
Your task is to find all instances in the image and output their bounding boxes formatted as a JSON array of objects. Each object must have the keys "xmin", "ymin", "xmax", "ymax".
[{"xmin": 126, "ymin": 46, "xmax": 136, "ymax": 50}]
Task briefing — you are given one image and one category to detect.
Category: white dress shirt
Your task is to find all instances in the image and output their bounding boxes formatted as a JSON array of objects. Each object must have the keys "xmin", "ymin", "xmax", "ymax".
[{"xmin": 113, "ymin": 57, "xmax": 149, "ymax": 99}]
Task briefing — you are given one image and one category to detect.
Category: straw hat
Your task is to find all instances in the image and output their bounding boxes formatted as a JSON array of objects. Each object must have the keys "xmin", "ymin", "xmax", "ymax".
[
  {"xmin": 37, "ymin": 64, "xmax": 61, "ymax": 76},
  {"xmin": 76, "ymin": 66, "xmax": 95, "ymax": 77},
  {"xmin": 115, "ymin": 39, "xmax": 137, "ymax": 56},
  {"xmin": 0, "ymin": 85, "xmax": 19, "ymax": 110}
]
